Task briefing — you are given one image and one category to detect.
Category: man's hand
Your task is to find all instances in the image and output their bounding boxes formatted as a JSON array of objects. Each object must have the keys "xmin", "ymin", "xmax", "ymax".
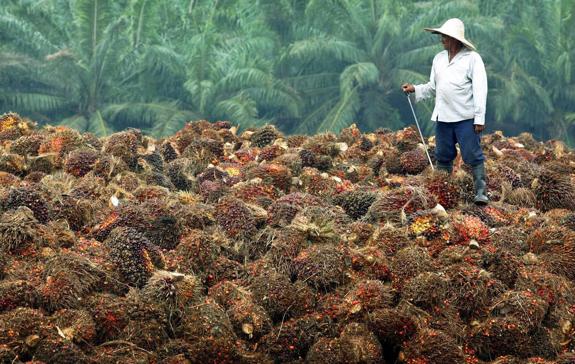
[
  {"xmin": 402, "ymin": 83, "xmax": 415, "ymax": 94},
  {"xmin": 474, "ymin": 124, "xmax": 485, "ymax": 134}
]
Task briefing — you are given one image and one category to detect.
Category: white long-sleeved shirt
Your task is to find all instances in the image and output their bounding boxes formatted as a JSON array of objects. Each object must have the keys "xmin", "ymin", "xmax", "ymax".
[{"xmin": 414, "ymin": 48, "xmax": 488, "ymax": 125}]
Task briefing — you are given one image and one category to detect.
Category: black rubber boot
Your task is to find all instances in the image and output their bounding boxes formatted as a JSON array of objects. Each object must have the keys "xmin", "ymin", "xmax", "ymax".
[
  {"xmin": 436, "ymin": 161, "xmax": 453, "ymax": 174},
  {"xmin": 471, "ymin": 163, "xmax": 489, "ymax": 205}
]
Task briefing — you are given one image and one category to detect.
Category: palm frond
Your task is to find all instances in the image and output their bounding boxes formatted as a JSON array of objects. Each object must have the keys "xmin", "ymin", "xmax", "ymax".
[
  {"xmin": 103, "ymin": 101, "xmax": 198, "ymax": 137},
  {"xmin": 59, "ymin": 115, "xmax": 88, "ymax": 132},
  {"xmin": 87, "ymin": 110, "xmax": 111, "ymax": 136},
  {"xmin": 339, "ymin": 62, "xmax": 379, "ymax": 93},
  {"xmin": 317, "ymin": 87, "xmax": 360, "ymax": 134},
  {"xmin": 129, "ymin": 0, "xmax": 160, "ymax": 47},
  {"xmin": 73, "ymin": 0, "xmax": 115, "ymax": 59},
  {"xmin": 213, "ymin": 92, "xmax": 261, "ymax": 128},
  {"xmin": 0, "ymin": 92, "xmax": 69, "ymax": 113},
  {"xmin": 0, "ymin": 13, "xmax": 57, "ymax": 57},
  {"xmin": 282, "ymin": 37, "xmax": 367, "ymax": 65}
]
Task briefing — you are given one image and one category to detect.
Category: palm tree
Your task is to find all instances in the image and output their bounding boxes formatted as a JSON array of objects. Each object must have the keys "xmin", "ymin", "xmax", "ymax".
[
  {"xmin": 269, "ymin": 0, "xmax": 489, "ymax": 134},
  {"xmin": 174, "ymin": 0, "xmax": 301, "ymax": 132},
  {"xmin": 486, "ymin": 0, "xmax": 575, "ymax": 145},
  {"xmin": 0, "ymin": 0, "xmax": 197, "ymax": 136}
]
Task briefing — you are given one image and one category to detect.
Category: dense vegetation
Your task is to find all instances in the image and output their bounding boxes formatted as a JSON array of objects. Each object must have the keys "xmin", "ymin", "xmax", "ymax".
[{"xmin": 1, "ymin": 0, "xmax": 574, "ymax": 145}]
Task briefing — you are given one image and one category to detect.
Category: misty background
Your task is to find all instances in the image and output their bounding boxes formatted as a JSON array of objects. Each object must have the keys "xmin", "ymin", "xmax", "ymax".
[{"xmin": 1, "ymin": 0, "xmax": 574, "ymax": 145}]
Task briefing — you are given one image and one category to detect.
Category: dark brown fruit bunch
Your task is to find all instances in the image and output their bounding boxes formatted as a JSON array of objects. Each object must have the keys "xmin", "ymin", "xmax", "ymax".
[
  {"xmin": 306, "ymin": 323, "xmax": 382, "ymax": 364},
  {"xmin": 402, "ymin": 329, "xmax": 464, "ymax": 364},
  {"xmin": 293, "ymin": 244, "xmax": 347, "ymax": 290},
  {"xmin": 215, "ymin": 197, "xmax": 257, "ymax": 239},
  {"xmin": 333, "ymin": 190, "xmax": 377, "ymax": 220},
  {"xmin": 390, "ymin": 245, "xmax": 434, "ymax": 289},
  {"xmin": 9, "ymin": 133, "xmax": 44, "ymax": 156},
  {"xmin": 251, "ymin": 125, "xmax": 280, "ymax": 148},
  {"xmin": 64, "ymin": 148, "xmax": 99, "ymax": 177},
  {"xmin": 0, "ymin": 280, "xmax": 40, "ymax": 312},
  {"xmin": 250, "ymin": 269, "xmax": 315, "ymax": 321},
  {"xmin": 3, "ymin": 185, "xmax": 51, "ymax": 223},
  {"xmin": 105, "ymin": 227, "xmax": 165, "ymax": 287},
  {"xmin": 534, "ymin": 168, "xmax": 575, "ymax": 211},
  {"xmin": 41, "ymin": 253, "xmax": 107, "ymax": 312},
  {"xmin": 258, "ymin": 313, "xmax": 334, "ymax": 363},
  {"xmin": 400, "ymin": 148, "xmax": 429, "ymax": 175},
  {"xmin": 102, "ymin": 130, "xmax": 140, "ymax": 170},
  {"xmin": 299, "ymin": 149, "xmax": 317, "ymax": 168},
  {"xmin": 0, "ymin": 206, "xmax": 40, "ymax": 253}
]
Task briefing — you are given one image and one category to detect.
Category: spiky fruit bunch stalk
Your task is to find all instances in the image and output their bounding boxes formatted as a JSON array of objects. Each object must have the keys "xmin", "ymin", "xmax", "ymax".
[
  {"xmin": 49, "ymin": 308, "xmax": 97, "ymax": 345},
  {"xmin": 141, "ymin": 270, "xmax": 203, "ymax": 315},
  {"xmin": 41, "ymin": 253, "xmax": 107, "ymax": 312},
  {"xmin": 528, "ymin": 228, "xmax": 575, "ymax": 280},
  {"xmin": 534, "ymin": 169, "xmax": 575, "ymax": 211},
  {"xmin": 490, "ymin": 290, "xmax": 549, "ymax": 331},
  {"xmin": 336, "ymin": 280, "xmax": 395, "ymax": 322},
  {"xmin": 105, "ymin": 227, "xmax": 165, "ymax": 287},
  {"xmin": 445, "ymin": 262, "xmax": 506, "ymax": 320},
  {"xmin": 226, "ymin": 297, "xmax": 273, "ymax": 340},
  {"xmin": 0, "ymin": 206, "xmax": 40, "ymax": 253}
]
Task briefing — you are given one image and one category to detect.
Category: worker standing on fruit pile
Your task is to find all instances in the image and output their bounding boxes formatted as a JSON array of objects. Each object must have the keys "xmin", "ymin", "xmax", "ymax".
[{"xmin": 402, "ymin": 18, "xmax": 489, "ymax": 205}]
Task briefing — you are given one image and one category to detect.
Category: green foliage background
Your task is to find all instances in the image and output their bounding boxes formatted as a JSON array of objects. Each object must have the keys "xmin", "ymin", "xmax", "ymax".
[{"xmin": 1, "ymin": 0, "xmax": 574, "ymax": 145}]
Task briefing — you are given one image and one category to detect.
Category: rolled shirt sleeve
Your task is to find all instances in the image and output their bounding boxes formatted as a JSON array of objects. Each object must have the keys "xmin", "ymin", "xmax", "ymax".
[{"xmin": 471, "ymin": 53, "xmax": 488, "ymax": 125}]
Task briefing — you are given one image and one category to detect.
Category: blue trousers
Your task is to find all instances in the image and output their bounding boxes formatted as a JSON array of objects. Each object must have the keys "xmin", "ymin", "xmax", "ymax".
[{"xmin": 435, "ymin": 119, "xmax": 485, "ymax": 167}]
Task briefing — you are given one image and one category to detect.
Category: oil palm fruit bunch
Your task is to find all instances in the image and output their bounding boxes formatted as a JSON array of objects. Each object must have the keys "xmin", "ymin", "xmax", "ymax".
[
  {"xmin": 333, "ymin": 190, "xmax": 377, "ymax": 220},
  {"xmin": 533, "ymin": 168, "xmax": 575, "ymax": 212},
  {"xmin": 104, "ymin": 227, "xmax": 165, "ymax": 287},
  {"xmin": 251, "ymin": 125, "xmax": 280, "ymax": 148},
  {"xmin": 400, "ymin": 148, "xmax": 429, "ymax": 175}
]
